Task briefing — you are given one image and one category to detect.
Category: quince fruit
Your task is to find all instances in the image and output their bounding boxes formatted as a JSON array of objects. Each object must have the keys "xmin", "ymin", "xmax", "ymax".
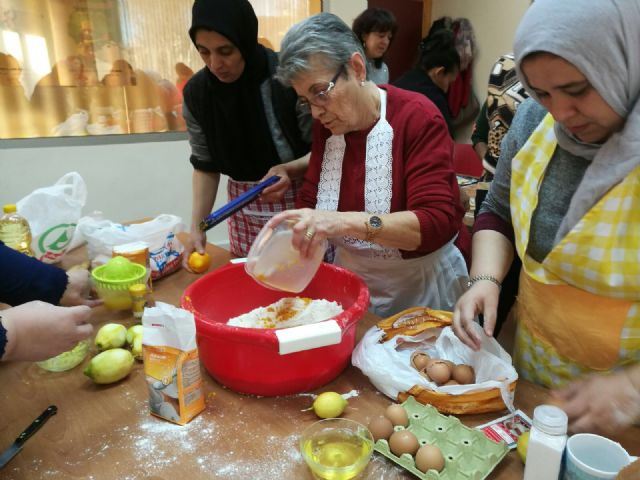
[
  {"xmin": 94, "ymin": 323, "xmax": 127, "ymax": 351},
  {"xmin": 84, "ymin": 348, "xmax": 134, "ymax": 384},
  {"xmin": 126, "ymin": 324, "xmax": 143, "ymax": 345},
  {"xmin": 131, "ymin": 336, "xmax": 143, "ymax": 361}
]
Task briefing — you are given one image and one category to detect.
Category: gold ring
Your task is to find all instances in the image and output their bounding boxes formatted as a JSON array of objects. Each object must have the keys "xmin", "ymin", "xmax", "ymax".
[{"xmin": 304, "ymin": 229, "xmax": 315, "ymax": 240}]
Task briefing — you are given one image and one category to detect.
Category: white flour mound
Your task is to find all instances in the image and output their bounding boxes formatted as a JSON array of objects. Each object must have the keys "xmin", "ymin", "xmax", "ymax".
[{"xmin": 227, "ymin": 297, "xmax": 343, "ymax": 329}]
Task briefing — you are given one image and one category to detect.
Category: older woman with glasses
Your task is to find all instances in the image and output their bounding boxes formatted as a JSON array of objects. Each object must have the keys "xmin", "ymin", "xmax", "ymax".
[{"xmin": 267, "ymin": 13, "xmax": 470, "ymax": 317}]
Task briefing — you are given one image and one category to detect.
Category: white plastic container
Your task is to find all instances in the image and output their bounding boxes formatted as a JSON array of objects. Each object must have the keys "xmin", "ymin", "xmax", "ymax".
[
  {"xmin": 523, "ymin": 404, "xmax": 568, "ymax": 480},
  {"xmin": 245, "ymin": 221, "xmax": 327, "ymax": 293}
]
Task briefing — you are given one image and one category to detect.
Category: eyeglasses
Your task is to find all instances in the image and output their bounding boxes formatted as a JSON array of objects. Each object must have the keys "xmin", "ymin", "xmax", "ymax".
[{"xmin": 298, "ymin": 64, "xmax": 345, "ymax": 110}]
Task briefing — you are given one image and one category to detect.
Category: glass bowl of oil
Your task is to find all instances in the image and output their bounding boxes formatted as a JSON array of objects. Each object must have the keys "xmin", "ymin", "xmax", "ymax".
[{"xmin": 300, "ymin": 418, "xmax": 374, "ymax": 480}]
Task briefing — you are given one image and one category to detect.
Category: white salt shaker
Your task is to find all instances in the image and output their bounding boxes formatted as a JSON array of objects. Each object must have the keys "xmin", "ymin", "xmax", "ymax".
[{"xmin": 523, "ymin": 405, "xmax": 568, "ymax": 480}]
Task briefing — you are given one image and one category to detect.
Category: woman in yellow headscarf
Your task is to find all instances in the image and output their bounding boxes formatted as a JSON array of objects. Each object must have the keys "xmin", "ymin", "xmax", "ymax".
[{"xmin": 453, "ymin": 0, "xmax": 640, "ymax": 435}]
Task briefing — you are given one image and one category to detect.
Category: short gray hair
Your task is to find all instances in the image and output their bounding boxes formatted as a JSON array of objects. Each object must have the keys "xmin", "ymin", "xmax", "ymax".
[{"xmin": 276, "ymin": 13, "xmax": 365, "ymax": 85}]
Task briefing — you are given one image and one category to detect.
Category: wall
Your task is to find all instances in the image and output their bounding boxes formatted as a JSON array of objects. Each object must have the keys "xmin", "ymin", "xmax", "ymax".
[
  {"xmin": 431, "ymin": 0, "xmax": 529, "ymax": 142},
  {"xmin": 0, "ymin": 137, "xmax": 231, "ymax": 244},
  {"xmin": 0, "ymin": 1, "xmax": 366, "ymax": 249},
  {"xmin": 323, "ymin": 0, "xmax": 367, "ymax": 26}
]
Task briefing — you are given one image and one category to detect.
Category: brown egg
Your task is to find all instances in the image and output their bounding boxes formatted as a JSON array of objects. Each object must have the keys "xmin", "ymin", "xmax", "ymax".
[
  {"xmin": 425, "ymin": 357, "xmax": 440, "ymax": 370},
  {"xmin": 452, "ymin": 364, "xmax": 475, "ymax": 385},
  {"xmin": 444, "ymin": 379, "xmax": 459, "ymax": 386},
  {"xmin": 388, "ymin": 430, "xmax": 420, "ymax": 457},
  {"xmin": 368, "ymin": 416, "xmax": 394, "ymax": 442},
  {"xmin": 411, "ymin": 352, "xmax": 430, "ymax": 370},
  {"xmin": 384, "ymin": 404, "xmax": 409, "ymax": 427},
  {"xmin": 426, "ymin": 361, "xmax": 451, "ymax": 385},
  {"xmin": 415, "ymin": 444, "xmax": 445, "ymax": 473}
]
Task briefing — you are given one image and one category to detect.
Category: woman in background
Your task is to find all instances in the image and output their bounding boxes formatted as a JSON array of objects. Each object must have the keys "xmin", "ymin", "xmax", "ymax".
[
  {"xmin": 394, "ymin": 30, "xmax": 460, "ymax": 136},
  {"xmin": 352, "ymin": 8, "xmax": 397, "ymax": 85}
]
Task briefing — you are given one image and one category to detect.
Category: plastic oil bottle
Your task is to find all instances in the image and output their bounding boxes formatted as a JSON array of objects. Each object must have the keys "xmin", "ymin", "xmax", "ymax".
[
  {"xmin": 523, "ymin": 404, "xmax": 568, "ymax": 480},
  {"xmin": 0, "ymin": 204, "xmax": 35, "ymax": 256}
]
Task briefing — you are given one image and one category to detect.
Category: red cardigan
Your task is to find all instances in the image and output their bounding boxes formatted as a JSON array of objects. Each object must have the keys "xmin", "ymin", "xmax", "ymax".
[{"xmin": 297, "ymin": 85, "xmax": 470, "ymax": 263}]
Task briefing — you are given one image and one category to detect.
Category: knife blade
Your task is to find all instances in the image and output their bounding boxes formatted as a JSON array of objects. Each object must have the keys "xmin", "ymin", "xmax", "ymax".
[{"xmin": 0, "ymin": 405, "xmax": 57, "ymax": 469}]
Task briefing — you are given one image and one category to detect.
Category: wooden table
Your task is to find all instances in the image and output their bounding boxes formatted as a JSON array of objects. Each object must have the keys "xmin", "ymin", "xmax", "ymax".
[{"xmin": 0, "ymin": 243, "xmax": 638, "ymax": 480}]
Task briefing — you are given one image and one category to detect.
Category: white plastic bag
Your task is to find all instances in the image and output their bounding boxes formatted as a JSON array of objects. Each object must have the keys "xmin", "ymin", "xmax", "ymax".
[
  {"xmin": 78, "ymin": 214, "xmax": 185, "ymax": 279},
  {"xmin": 16, "ymin": 172, "xmax": 87, "ymax": 263},
  {"xmin": 352, "ymin": 324, "xmax": 518, "ymax": 412}
]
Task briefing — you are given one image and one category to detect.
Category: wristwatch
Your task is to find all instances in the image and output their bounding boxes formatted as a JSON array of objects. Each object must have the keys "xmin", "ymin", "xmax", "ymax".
[{"xmin": 364, "ymin": 215, "xmax": 383, "ymax": 242}]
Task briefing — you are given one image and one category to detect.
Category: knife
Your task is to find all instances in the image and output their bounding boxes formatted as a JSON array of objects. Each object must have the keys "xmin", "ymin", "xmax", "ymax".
[
  {"xmin": 0, "ymin": 405, "xmax": 57, "ymax": 469},
  {"xmin": 199, "ymin": 175, "xmax": 280, "ymax": 232}
]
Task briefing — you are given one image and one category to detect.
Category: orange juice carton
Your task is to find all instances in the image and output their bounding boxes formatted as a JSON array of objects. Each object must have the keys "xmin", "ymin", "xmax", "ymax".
[
  {"xmin": 113, "ymin": 241, "xmax": 152, "ymax": 290},
  {"xmin": 142, "ymin": 302, "xmax": 205, "ymax": 425}
]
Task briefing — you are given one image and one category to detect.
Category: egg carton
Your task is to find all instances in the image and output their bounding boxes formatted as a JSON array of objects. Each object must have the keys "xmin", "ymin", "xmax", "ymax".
[{"xmin": 374, "ymin": 396, "xmax": 509, "ymax": 479}]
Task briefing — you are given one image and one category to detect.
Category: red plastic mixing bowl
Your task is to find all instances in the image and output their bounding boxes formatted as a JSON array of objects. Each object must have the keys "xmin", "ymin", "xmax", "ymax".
[{"xmin": 181, "ymin": 262, "xmax": 369, "ymax": 396}]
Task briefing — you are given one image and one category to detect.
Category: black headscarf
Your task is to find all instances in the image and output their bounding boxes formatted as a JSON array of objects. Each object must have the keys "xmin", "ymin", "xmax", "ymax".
[{"xmin": 187, "ymin": 0, "xmax": 280, "ymax": 181}]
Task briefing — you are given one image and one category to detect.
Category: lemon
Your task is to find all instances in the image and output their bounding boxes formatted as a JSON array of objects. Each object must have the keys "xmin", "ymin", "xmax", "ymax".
[
  {"xmin": 84, "ymin": 348, "xmax": 134, "ymax": 384},
  {"xmin": 517, "ymin": 431, "xmax": 530, "ymax": 463},
  {"xmin": 126, "ymin": 324, "xmax": 143, "ymax": 345},
  {"xmin": 95, "ymin": 323, "xmax": 127, "ymax": 351},
  {"xmin": 312, "ymin": 392, "xmax": 348, "ymax": 419},
  {"xmin": 188, "ymin": 252, "xmax": 211, "ymax": 273}
]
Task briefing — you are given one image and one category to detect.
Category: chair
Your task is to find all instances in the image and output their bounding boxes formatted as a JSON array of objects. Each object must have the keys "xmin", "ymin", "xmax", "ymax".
[{"xmin": 453, "ymin": 143, "xmax": 483, "ymax": 177}]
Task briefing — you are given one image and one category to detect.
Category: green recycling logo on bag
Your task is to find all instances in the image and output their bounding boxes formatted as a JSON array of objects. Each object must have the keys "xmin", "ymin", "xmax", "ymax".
[{"xmin": 37, "ymin": 223, "xmax": 76, "ymax": 262}]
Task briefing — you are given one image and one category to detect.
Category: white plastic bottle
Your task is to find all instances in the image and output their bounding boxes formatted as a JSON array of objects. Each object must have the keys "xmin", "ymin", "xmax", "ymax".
[
  {"xmin": 0, "ymin": 204, "xmax": 34, "ymax": 256},
  {"xmin": 523, "ymin": 404, "xmax": 568, "ymax": 480}
]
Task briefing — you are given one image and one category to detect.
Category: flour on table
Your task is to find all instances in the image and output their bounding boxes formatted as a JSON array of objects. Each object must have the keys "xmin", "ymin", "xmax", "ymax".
[{"xmin": 13, "ymin": 390, "xmax": 316, "ymax": 480}]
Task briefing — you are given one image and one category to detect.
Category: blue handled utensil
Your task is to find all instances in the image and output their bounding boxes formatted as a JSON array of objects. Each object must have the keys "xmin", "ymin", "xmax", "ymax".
[{"xmin": 199, "ymin": 176, "xmax": 281, "ymax": 232}]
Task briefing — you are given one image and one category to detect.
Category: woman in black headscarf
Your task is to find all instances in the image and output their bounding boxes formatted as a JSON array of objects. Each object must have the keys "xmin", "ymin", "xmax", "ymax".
[
  {"xmin": 393, "ymin": 30, "xmax": 460, "ymax": 136},
  {"xmin": 182, "ymin": 0, "xmax": 311, "ymax": 266}
]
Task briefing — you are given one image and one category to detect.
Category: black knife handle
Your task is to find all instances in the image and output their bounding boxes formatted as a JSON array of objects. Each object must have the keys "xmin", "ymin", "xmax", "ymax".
[{"xmin": 16, "ymin": 405, "xmax": 57, "ymax": 446}]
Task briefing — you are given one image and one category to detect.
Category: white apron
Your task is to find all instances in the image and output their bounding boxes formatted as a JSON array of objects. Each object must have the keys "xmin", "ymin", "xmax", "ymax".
[{"xmin": 316, "ymin": 88, "xmax": 468, "ymax": 318}]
